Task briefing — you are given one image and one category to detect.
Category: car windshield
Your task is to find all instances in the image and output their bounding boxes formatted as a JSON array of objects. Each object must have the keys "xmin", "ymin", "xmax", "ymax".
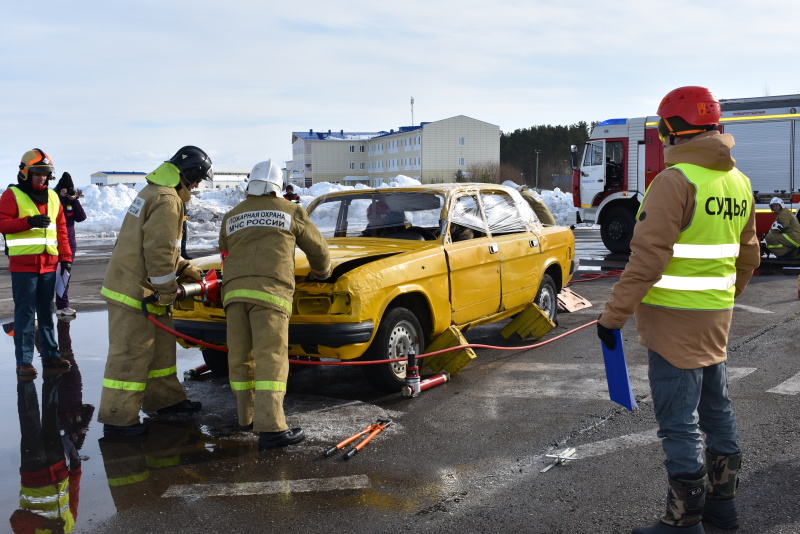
[{"xmin": 308, "ymin": 192, "xmax": 445, "ymax": 238}]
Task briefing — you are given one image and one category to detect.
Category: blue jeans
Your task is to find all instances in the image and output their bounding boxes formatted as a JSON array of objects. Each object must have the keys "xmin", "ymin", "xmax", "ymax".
[
  {"xmin": 12, "ymin": 271, "xmax": 60, "ymax": 365},
  {"xmin": 648, "ymin": 349, "xmax": 740, "ymax": 477}
]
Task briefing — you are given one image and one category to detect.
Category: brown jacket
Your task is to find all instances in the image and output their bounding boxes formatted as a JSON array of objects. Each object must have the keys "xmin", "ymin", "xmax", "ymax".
[{"xmin": 598, "ymin": 131, "xmax": 760, "ymax": 369}]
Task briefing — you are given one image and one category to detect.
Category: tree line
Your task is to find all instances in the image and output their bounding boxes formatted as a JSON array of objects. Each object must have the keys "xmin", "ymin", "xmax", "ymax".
[{"xmin": 459, "ymin": 122, "xmax": 594, "ymax": 191}]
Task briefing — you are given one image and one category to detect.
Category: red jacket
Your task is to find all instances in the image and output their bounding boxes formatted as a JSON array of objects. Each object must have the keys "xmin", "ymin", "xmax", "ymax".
[{"xmin": 0, "ymin": 188, "xmax": 72, "ymax": 273}]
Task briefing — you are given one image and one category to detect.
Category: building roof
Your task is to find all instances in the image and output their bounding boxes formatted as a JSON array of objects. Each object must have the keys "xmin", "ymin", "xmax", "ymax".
[
  {"xmin": 93, "ymin": 171, "xmax": 147, "ymax": 175},
  {"xmin": 292, "ymin": 130, "xmax": 384, "ymax": 141}
]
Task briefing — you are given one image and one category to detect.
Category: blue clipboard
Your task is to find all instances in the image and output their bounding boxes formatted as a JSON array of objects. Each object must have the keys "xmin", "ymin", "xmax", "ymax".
[{"xmin": 601, "ymin": 330, "xmax": 637, "ymax": 411}]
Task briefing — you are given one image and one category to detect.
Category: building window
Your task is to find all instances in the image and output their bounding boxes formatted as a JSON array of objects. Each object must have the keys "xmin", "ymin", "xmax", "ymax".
[
  {"xmin": 458, "ymin": 137, "xmax": 466, "ymax": 146},
  {"xmin": 350, "ymin": 163, "xmax": 355, "ymax": 170},
  {"xmin": 360, "ymin": 162, "xmax": 365, "ymax": 170},
  {"xmin": 350, "ymin": 145, "xmax": 355, "ymax": 152},
  {"xmin": 458, "ymin": 157, "xmax": 465, "ymax": 166},
  {"xmin": 360, "ymin": 146, "xmax": 365, "ymax": 152}
]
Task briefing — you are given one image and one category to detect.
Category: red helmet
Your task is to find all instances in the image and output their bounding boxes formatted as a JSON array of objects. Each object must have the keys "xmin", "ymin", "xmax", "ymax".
[{"xmin": 657, "ymin": 86, "xmax": 720, "ymax": 125}]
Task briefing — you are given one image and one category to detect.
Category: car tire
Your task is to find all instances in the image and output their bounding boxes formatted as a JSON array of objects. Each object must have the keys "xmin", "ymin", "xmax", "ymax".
[
  {"xmin": 202, "ymin": 348, "xmax": 229, "ymax": 377},
  {"xmin": 361, "ymin": 306, "xmax": 423, "ymax": 392},
  {"xmin": 535, "ymin": 274, "xmax": 558, "ymax": 323},
  {"xmin": 601, "ymin": 206, "xmax": 635, "ymax": 253}
]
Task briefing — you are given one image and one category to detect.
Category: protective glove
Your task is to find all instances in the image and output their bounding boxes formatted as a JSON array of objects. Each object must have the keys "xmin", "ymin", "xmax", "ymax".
[
  {"xmin": 597, "ymin": 322, "xmax": 618, "ymax": 350},
  {"xmin": 156, "ymin": 291, "xmax": 177, "ymax": 307},
  {"xmin": 179, "ymin": 264, "xmax": 203, "ymax": 282},
  {"xmin": 307, "ymin": 269, "xmax": 331, "ymax": 281},
  {"xmin": 27, "ymin": 214, "xmax": 51, "ymax": 228},
  {"xmin": 60, "ymin": 261, "xmax": 72, "ymax": 274}
]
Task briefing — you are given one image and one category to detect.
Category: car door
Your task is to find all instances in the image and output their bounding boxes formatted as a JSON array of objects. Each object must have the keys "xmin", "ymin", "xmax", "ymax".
[
  {"xmin": 443, "ymin": 193, "xmax": 501, "ymax": 324},
  {"xmin": 481, "ymin": 190, "xmax": 543, "ymax": 311}
]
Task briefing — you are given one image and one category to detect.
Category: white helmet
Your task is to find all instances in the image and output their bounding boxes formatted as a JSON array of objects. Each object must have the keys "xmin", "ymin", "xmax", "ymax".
[
  {"xmin": 247, "ymin": 159, "xmax": 283, "ymax": 196},
  {"xmin": 769, "ymin": 197, "xmax": 784, "ymax": 209}
]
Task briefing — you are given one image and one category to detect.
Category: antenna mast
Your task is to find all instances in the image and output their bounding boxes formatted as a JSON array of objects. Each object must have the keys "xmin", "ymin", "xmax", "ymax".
[{"xmin": 411, "ymin": 96, "xmax": 415, "ymax": 126}]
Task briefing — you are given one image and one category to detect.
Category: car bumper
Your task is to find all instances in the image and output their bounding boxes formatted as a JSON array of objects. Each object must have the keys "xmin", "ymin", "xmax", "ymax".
[{"xmin": 173, "ymin": 319, "xmax": 375, "ymax": 348}]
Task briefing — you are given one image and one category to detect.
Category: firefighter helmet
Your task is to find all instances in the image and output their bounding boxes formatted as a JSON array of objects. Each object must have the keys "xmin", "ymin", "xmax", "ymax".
[
  {"xmin": 18, "ymin": 148, "xmax": 54, "ymax": 181},
  {"xmin": 168, "ymin": 146, "xmax": 213, "ymax": 185},
  {"xmin": 247, "ymin": 159, "xmax": 283, "ymax": 196},
  {"xmin": 769, "ymin": 197, "xmax": 784, "ymax": 209}
]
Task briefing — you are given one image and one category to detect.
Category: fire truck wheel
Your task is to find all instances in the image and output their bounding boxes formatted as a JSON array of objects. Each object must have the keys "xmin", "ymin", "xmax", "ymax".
[{"xmin": 601, "ymin": 206, "xmax": 635, "ymax": 253}]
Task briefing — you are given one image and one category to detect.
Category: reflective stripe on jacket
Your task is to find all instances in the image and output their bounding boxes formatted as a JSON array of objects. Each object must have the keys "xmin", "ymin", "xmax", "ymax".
[
  {"xmin": 641, "ymin": 162, "xmax": 752, "ymax": 311},
  {"xmin": 6, "ymin": 188, "xmax": 60, "ymax": 256}
]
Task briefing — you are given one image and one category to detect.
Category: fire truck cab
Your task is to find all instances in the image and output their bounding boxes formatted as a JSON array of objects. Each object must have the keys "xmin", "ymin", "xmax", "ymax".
[{"xmin": 572, "ymin": 95, "xmax": 800, "ymax": 253}]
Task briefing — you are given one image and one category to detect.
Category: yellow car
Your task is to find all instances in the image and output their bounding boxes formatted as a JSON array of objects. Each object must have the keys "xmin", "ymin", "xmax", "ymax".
[{"xmin": 173, "ymin": 183, "xmax": 577, "ymax": 391}]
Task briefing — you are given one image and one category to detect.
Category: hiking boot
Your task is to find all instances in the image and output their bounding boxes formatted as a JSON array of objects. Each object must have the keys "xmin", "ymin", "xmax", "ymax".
[
  {"xmin": 258, "ymin": 428, "xmax": 305, "ymax": 450},
  {"xmin": 633, "ymin": 471, "xmax": 707, "ymax": 534},
  {"xmin": 16, "ymin": 363, "xmax": 38, "ymax": 379},
  {"xmin": 156, "ymin": 399, "xmax": 202, "ymax": 415}
]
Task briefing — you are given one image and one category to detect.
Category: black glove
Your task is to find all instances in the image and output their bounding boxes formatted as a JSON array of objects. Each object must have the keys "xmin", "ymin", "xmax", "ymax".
[
  {"xmin": 597, "ymin": 323, "xmax": 618, "ymax": 350},
  {"xmin": 60, "ymin": 261, "xmax": 72, "ymax": 274},
  {"xmin": 27, "ymin": 214, "xmax": 51, "ymax": 228}
]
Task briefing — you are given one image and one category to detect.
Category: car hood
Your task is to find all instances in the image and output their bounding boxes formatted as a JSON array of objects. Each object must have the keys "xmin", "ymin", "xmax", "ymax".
[{"xmin": 190, "ymin": 238, "xmax": 431, "ymax": 276}]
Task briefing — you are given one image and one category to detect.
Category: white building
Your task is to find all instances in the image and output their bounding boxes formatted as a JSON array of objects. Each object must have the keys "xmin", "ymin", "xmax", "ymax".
[
  {"xmin": 289, "ymin": 115, "xmax": 500, "ymax": 187},
  {"xmin": 90, "ymin": 166, "xmax": 250, "ymax": 189}
]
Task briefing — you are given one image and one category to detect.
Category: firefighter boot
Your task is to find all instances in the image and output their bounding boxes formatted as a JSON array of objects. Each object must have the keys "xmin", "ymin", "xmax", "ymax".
[
  {"xmin": 703, "ymin": 451, "xmax": 741, "ymax": 530},
  {"xmin": 632, "ymin": 471, "xmax": 706, "ymax": 534}
]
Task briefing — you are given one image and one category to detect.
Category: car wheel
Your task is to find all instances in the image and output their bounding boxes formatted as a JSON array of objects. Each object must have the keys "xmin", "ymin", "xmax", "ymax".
[
  {"xmin": 361, "ymin": 306, "xmax": 423, "ymax": 392},
  {"xmin": 535, "ymin": 274, "xmax": 558, "ymax": 323},
  {"xmin": 202, "ymin": 348, "xmax": 229, "ymax": 377},
  {"xmin": 601, "ymin": 206, "xmax": 635, "ymax": 253}
]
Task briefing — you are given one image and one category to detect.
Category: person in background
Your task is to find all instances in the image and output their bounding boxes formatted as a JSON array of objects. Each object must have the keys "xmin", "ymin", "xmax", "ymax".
[
  {"xmin": 764, "ymin": 197, "xmax": 800, "ymax": 259},
  {"xmin": 283, "ymin": 184, "xmax": 300, "ymax": 203},
  {"xmin": 98, "ymin": 146, "xmax": 211, "ymax": 439},
  {"xmin": 597, "ymin": 87, "xmax": 760, "ymax": 533},
  {"xmin": 53, "ymin": 172, "xmax": 87, "ymax": 317},
  {"xmin": 219, "ymin": 159, "xmax": 330, "ymax": 450},
  {"xmin": 0, "ymin": 149, "xmax": 73, "ymax": 380}
]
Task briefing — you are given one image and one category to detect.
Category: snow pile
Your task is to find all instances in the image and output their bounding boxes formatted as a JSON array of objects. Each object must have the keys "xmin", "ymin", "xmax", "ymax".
[{"xmin": 1, "ymin": 176, "xmax": 578, "ymax": 251}]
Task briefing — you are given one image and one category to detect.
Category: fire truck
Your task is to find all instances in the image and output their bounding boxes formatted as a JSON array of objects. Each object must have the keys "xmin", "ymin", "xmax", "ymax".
[{"xmin": 571, "ymin": 94, "xmax": 800, "ymax": 253}]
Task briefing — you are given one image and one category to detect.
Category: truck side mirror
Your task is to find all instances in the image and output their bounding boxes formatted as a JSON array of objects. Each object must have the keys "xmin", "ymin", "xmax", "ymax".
[{"xmin": 570, "ymin": 145, "xmax": 578, "ymax": 170}]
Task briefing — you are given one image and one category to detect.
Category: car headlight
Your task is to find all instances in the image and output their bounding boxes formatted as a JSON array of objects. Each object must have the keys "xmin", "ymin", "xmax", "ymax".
[{"xmin": 296, "ymin": 293, "xmax": 352, "ymax": 315}]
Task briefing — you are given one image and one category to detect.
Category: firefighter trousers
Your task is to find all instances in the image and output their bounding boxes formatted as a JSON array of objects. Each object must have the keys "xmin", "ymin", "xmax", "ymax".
[
  {"xmin": 225, "ymin": 302, "xmax": 290, "ymax": 432},
  {"xmin": 98, "ymin": 305, "xmax": 187, "ymax": 426}
]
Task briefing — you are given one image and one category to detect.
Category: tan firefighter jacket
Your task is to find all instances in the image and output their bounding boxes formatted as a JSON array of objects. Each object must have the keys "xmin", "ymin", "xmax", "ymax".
[
  {"xmin": 768, "ymin": 208, "xmax": 800, "ymax": 248},
  {"xmin": 219, "ymin": 194, "xmax": 331, "ymax": 315},
  {"xmin": 101, "ymin": 168, "xmax": 191, "ymax": 315}
]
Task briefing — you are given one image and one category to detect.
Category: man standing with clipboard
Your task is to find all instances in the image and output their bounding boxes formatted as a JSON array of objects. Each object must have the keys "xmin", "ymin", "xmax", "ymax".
[{"xmin": 597, "ymin": 87, "xmax": 760, "ymax": 534}]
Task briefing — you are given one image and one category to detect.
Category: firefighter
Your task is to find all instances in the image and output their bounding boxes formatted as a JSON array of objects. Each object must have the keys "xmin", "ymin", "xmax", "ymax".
[
  {"xmin": 98, "ymin": 146, "xmax": 212, "ymax": 439},
  {"xmin": 0, "ymin": 149, "xmax": 73, "ymax": 380},
  {"xmin": 764, "ymin": 197, "xmax": 800, "ymax": 259},
  {"xmin": 219, "ymin": 159, "xmax": 330, "ymax": 450},
  {"xmin": 597, "ymin": 87, "xmax": 760, "ymax": 533}
]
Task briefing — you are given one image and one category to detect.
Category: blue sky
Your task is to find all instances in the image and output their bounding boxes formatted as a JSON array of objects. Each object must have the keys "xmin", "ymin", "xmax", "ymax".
[{"xmin": 2, "ymin": 0, "xmax": 799, "ymax": 186}]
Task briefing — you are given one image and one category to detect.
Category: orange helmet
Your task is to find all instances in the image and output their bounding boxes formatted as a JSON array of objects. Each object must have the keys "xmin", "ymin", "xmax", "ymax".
[{"xmin": 18, "ymin": 148, "xmax": 54, "ymax": 181}]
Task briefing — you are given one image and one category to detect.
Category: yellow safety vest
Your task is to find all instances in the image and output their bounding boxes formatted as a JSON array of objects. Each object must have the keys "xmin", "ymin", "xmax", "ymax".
[
  {"xmin": 6, "ymin": 188, "xmax": 60, "ymax": 256},
  {"xmin": 642, "ymin": 163, "xmax": 752, "ymax": 310}
]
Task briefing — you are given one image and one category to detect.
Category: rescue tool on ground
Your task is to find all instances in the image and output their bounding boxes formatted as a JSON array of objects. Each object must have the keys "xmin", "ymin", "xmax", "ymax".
[{"xmin": 323, "ymin": 420, "xmax": 392, "ymax": 460}]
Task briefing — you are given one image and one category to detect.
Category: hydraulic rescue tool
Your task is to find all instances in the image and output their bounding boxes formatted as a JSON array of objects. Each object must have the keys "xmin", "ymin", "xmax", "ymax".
[
  {"xmin": 323, "ymin": 419, "xmax": 392, "ymax": 460},
  {"xmin": 175, "ymin": 268, "xmax": 220, "ymax": 304},
  {"xmin": 401, "ymin": 347, "xmax": 450, "ymax": 397}
]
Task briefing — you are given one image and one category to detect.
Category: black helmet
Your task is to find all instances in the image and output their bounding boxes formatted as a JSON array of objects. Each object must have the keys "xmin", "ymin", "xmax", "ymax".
[{"xmin": 168, "ymin": 146, "xmax": 213, "ymax": 185}]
